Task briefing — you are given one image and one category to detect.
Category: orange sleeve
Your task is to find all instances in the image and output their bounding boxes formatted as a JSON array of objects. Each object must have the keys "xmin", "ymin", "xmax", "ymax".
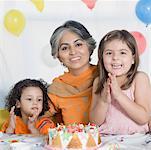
[
  {"xmin": 1, "ymin": 120, "xmax": 9, "ymax": 133},
  {"xmin": 48, "ymin": 93, "xmax": 64, "ymax": 124},
  {"xmin": 1, "ymin": 117, "xmax": 30, "ymax": 134},
  {"xmin": 36, "ymin": 117, "xmax": 55, "ymax": 135}
]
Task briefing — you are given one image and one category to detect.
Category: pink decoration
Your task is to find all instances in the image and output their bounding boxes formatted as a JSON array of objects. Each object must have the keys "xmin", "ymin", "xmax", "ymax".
[
  {"xmin": 82, "ymin": 0, "xmax": 96, "ymax": 10},
  {"xmin": 131, "ymin": 31, "xmax": 146, "ymax": 55}
]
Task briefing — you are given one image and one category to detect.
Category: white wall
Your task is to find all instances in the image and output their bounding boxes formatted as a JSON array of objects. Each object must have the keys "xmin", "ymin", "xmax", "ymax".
[{"xmin": 0, "ymin": 0, "xmax": 151, "ymax": 108}]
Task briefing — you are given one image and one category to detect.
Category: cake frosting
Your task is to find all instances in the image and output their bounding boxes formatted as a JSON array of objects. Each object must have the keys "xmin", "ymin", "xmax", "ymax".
[{"xmin": 48, "ymin": 123, "xmax": 101, "ymax": 149}]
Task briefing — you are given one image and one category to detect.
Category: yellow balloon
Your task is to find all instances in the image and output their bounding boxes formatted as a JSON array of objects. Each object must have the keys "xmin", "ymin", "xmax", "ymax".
[
  {"xmin": 4, "ymin": 9, "xmax": 25, "ymax": 36},
  {"xmin": 31, "ymin": 0, "xmax": 44, "ymax": 12}
]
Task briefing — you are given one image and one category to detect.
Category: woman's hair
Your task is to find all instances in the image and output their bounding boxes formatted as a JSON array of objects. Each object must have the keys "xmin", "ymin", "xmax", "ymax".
[
  {"xmin": 50, "ymin": 20, "xmax": 96, "ymax": 60},
  {"xmin": 5, "ymin": 79, "xmax": 51, "ymax": 117},
  {"xmin": 96, "ymin": 30, "xmax": 139, "ymax": 94}
]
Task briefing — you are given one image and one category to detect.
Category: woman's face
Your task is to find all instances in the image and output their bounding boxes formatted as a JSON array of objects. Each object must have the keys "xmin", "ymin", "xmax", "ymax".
[{"xmin": 58, "ymin": 31, "xmax": 90, "ymax": 75}]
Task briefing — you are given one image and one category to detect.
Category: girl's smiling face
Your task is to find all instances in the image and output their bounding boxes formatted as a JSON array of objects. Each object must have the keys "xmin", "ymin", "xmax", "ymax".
[{"xmin": 103, "ymin": 39, "xmax": 134, "ymax": 77}]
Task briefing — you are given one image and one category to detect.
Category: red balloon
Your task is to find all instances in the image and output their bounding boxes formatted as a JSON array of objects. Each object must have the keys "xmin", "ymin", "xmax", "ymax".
[
  {"xmin": 82, "ymin": 0, "xmax": 96, "ymax": 10},
  {"xmin": 131, "ymin": 31, "xmax": 146, "ymax": 55}
]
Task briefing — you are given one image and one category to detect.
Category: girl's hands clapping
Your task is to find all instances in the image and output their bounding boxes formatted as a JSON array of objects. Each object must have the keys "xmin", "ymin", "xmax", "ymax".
[
  {"xmin": 6, "ymin": 106, "xmax": 16, "ymax": 133},
  {"xmin": 108, "ymin": 73, "xmax": 123, "ymax": 100}
]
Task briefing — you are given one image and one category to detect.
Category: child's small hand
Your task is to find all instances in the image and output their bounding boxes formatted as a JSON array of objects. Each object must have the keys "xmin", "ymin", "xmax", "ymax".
[
  {"xmin": 28, "ymin": 113, "xmax": 37, "ymax": 128},
  {"xmin": 9, "ymin": 106, "xmax": 16, "ymax": 129},
  {"xmin": 28, "ymin": 116, "xmax": 36, "ymax": 129},
  {"xmin": 6, "ymin": 106, "xmax": 16, "ymax": 133},
  {"xmin": 108, "ymin": 73, "xmax": 122, "ymax": 99},
  {"xmin": 102, "ymin": 78, "xmax": 111, "ymax": 104},
  {"xmin": 27, "ymin": 110, "xmax": 39, "ymax": 134}
]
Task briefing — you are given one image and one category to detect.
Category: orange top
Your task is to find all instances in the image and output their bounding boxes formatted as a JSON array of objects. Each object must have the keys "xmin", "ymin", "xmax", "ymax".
[
  {"xmin": 1, "ymin": 116, "xmax": 55, "ymax": 134},
  {"xmin": 48, "ymin": 65, "xmax": 97, "ymax": 125}
]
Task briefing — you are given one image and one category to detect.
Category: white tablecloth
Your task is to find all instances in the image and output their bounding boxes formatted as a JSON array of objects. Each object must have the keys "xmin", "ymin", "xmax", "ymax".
[
  {"xmin": 0, "ymin": 132, "xmax": 45, "ymax": 150},
  {"xmin": 99, "ymin": 133, "xmax": 151, "ymax": 150},
  {"xmin": 1, "ymin": 132, "xmax": 151, "ymax": 149}
]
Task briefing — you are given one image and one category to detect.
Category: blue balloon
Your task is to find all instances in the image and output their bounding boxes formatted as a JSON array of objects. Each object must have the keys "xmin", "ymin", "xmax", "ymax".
[{"xmin": 136, "ymin": 0, "xmax": 151, "ymax": 25}]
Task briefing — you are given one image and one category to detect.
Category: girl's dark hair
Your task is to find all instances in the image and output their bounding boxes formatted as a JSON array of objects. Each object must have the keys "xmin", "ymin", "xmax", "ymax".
[
  {"xmin": 96, "ymin": 30, "xmax": 139, "ymax": 94},
  {"xmin": 5, "ymin": 79, "xmax": 52, "ymax": 117},
  {"xmin": 50, "ymin": 20, "xmax": 96, "ymax": 60}
]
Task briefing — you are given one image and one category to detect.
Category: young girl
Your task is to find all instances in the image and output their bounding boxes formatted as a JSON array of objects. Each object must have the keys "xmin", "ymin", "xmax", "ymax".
[
  {"xmin": 1, "ymin": 79, "xmax": 55, "ymax": 134},
  {"xmin": 90, "ymin": 30, "xmax": 151, "ymax": 135}
]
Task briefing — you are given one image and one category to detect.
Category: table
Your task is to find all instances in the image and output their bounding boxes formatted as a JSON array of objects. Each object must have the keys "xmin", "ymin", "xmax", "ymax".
[
  {"xmin": 100, "ymin": 133, "xmax": 151, "ymax": 150},
  {"xmin": 0, "ymin": 132, "xmax": 45, "ymax": 150},
  {"xmin": 1, "ymin": 132, "xmax": 151, "ymax": 150}
]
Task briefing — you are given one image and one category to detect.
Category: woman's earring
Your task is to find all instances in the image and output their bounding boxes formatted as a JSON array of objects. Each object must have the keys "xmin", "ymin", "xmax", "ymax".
[{"xmin": 61, "ymin": 62, "xmax": 67, "ymax": 68}]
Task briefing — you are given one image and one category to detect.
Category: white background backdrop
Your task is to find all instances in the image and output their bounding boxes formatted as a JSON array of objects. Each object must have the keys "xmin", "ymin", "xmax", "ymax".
[{"xmin": 0, "ymin": 0, "xmax": 151, "ymax": 108}]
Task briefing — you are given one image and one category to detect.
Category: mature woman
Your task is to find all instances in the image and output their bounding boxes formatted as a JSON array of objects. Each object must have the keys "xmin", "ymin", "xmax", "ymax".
[{"xmin": 48, "ymin": 20, "xmax": 97, "ymax": 125}]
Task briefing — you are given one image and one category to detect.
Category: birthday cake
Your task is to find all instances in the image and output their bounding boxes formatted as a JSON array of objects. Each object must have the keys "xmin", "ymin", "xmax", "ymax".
[{"xmin": 48, "ymin": 123, "xmax": 101, "ymax": 149}]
